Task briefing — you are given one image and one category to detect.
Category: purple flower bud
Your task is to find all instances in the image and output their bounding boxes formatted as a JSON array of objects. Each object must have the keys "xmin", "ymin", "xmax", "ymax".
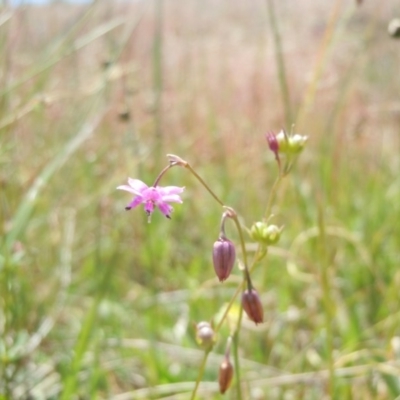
[
  {"xmin": 218, "ymin": 357, "xmax": 234, "ymax": 394},
  {"xmin": 213, "ymin": 238, "xmax": 236, "ymax": 282},
  {"xmin": 266, "ymin": 131, "xmax": 279, "ymax": 154},
  {"xmin": 242, "ymin": 289, "xmax": 264, "ymax": 325},
  {"xmin": 266, "ymin": 131, "xmax": 282, "ymax": 168}
]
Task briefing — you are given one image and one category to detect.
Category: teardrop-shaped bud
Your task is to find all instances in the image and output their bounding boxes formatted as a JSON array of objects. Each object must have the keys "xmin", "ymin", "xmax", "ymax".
[
  {"xmin": 242, "ymin": 289, "xmax": 264, "ymax": 325},
  {"xmin": 218, "ymin": 357, "xmax": 234, "ymax": 394},
  {"xmin": 266, "ymin": 131, "xmax": 279, "ymax": 154},
  {"xmin": 213, "ymin": 238, "xmax": 236, "ymax": 282}
]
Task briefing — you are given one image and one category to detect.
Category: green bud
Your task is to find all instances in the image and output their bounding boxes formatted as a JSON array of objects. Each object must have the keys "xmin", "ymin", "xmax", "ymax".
[
  {"xmin": 275, "ymin": 130, "xmax": 289, "ymax": 153},
  {"xmin": 288, "ymin": 134, "xmax": 308, "ymax": 154},
  {"xmin": 250, "ymin": 221, "xmax": 268, "ymax": 243},
  {"xmin": 263, "ymin": 224, "xmax": 281, "ymax": 245},
  {"xmin": 250, "ymin": 222, "xmax": 282, "ymax": 245}
]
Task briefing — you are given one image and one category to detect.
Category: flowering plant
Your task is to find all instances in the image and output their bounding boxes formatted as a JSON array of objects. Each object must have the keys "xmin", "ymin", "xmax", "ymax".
[{"xmin": 118, "ymin": 130, "xmax": 307, "ymax": 397}]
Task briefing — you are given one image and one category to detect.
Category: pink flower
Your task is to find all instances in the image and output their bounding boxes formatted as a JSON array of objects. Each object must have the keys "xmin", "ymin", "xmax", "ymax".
[{"xmin": 117, "ymin": 178, "xmax": 184, "ymax": 221}]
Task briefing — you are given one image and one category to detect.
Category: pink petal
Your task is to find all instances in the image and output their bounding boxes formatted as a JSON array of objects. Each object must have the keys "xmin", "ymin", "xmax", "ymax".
[
  {"xmin": 117, "ymin": 184, "xmax": 138, "ymax": 194},
  {"xmin": 157, "ymin": 201, "xmax": 173, "ymax": 217},
  {"xmin": 161, "ymin": 194, "xmax": 183, "ymax": 203},
  {"xmin": 144, "ymin": 200, "xmax": 155, "ymax": 215},
  {"xmin": 142, "ymin": 187, "xmax": 162, "ymax": 202},
  {"xmin": 127, "ymin": 178, "xmax": 149, "ymax": 195},
  {"xmin": 158, "ymin": 186, "xmax": 185, "ymax": 196},
  {"xmin": 127, "ymin": 195, "xmax": 144, "ymax": 210}
]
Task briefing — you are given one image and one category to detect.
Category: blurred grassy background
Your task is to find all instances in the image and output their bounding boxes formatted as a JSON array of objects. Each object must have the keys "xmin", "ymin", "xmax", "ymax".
[{"xmin": 0, "ymin": 0, "xmax": 399, "ymax": 398}]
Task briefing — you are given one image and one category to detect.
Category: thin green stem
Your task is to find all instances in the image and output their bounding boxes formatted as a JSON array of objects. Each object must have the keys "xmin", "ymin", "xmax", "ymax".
[
  {"xmin": 215, "ymin": 281, "xmax": 244, "ymax": 333},
  {"xmin": 317, "ymin": 201, "xmax": 335, "ymax": 397},
  {"xmin": 190, "ymin": 350, "xmax": 210, "ymax": 400},
  {"xmin": 185, "ymin": 163, "xmax": 224, "ymax": 207},
  {"xmin": 232, "ymin": 326, "xmax": 243, "ymax": 400},
  {"xmin": 167, "ymin": 154, "xmax": 225, "ymax": 207},
  {"xmin": 263, "ymin": 173, "xmax": 284, "ymax": 220},
  {"xmin": 228, "ymin": 209, "xmax": 249, "ymax": 269},
  {"xmin": 152, "ymin": 163, "xmax": 175, "ymax": 187},
  {"xmin": 231, "ymin": 267, "xmax": 247, "ymax": 400}
]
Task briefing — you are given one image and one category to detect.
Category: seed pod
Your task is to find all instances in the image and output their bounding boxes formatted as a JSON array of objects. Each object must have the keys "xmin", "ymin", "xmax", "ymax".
[
  {"xmin": 213, "ymin": 238, "xmax": 236, "ymax": 282},
  {"xmin": 242, "ymin": 288, "xmax": 264, "ymax": 325}
]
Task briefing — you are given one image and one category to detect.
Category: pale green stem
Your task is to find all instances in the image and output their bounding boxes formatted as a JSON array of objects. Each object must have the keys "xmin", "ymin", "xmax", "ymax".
[
  {"xmin": 189, "ymin": 350, "xmax": 210, "ymax": 400},
  {"xmin": 317, "ymin": 204, "xmax": 335, "ymax": 397},
  {"xmin": 263, "ymin": 173, "xmax": 284, "ymax": 220},
  {"xmin": 221, "ymin": 212, "xmax": 250, "ymax": 400},
  {"xmin": 232, "ymin": 325, "xmax": 243, "ymax": 400},
  {"xmin": 215, "ymin": 280, "xmax": 244, "ymax": 333},
  {"xmin": 184, "ymin": 163, "xmax": 224, "ymax": 207},
  {"xmin": 226, "ymin": 209, "xmax": 249, "ymax": 267},
  {"xmin": 152, "ymin": 163, "xmax": 176, "ymax": 187}
]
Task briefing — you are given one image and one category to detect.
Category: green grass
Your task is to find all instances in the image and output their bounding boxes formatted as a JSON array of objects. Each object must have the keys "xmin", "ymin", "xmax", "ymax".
[{"xmin": 1, "ymin": 0, "xmax": 399, "ymax": 399}]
